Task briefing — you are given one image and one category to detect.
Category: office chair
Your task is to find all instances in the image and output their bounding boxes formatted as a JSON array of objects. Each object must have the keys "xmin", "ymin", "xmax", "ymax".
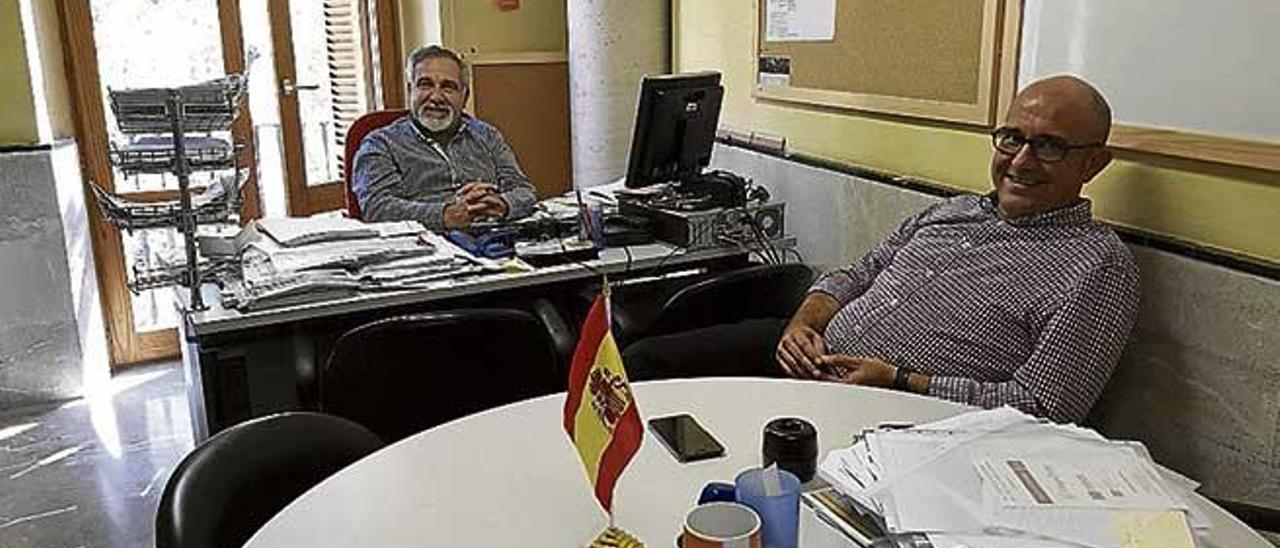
[
  {"xmin": 155, "ymin": 412, "xmax": 384, "ymax": 548},
  {"xmin": 319, "ymin": 309, "xmax": 561, "ymax": 442},
  {"xmin": 343, "ymin": 109, "xmax": 408, "ymax": 219},
  {"xmin": 614, "ymin": 262, "xmax": 815, "ymax": 346}
]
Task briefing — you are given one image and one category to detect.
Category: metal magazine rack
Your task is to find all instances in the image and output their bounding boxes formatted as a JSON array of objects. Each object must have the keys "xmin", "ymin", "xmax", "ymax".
[{"xmin": 89, "ymin": 74, "xmax": 248, "ymax": 311}]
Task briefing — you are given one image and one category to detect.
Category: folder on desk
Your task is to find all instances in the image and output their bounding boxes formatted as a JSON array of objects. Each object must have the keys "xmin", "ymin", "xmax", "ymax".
[
  {"xmin": 1111, "ymin": 510, "xmax": 1196, "ymax": 548},
  {"xmin": 802, "ymin": 487, "xmax": 887, "ymax": 547}
]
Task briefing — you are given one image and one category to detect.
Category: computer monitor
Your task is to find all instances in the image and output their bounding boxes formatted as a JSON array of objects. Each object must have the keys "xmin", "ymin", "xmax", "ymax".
[{"xmin": 624, "ymin": 72, "xmax": 724, "ymax": 189}]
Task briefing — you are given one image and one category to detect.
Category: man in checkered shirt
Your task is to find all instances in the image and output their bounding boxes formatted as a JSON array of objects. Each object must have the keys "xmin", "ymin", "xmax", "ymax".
[{"xmin": 627, "ymin": 76, "xmax": 1139, "ymax": 424}]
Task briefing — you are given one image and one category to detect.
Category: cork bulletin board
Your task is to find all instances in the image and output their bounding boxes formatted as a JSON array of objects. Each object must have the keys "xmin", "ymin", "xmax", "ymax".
[{"xmin": 756, "ymin": 0, "xmax": 1020, "ymax": 126}]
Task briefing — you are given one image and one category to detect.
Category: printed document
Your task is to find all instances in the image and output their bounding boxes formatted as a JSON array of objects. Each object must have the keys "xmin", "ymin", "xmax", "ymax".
[
  {"xmin": 974, "ymin": 453, "xmax": 1178, "ymax": 510},
  {"xmin": 766, "ymin": 0, "xmax": 836, "ymax": 42}
]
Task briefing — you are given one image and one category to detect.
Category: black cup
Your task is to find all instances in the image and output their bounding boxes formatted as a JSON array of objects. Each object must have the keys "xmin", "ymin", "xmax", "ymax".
[{"xmin": 762, "ymin": 417, "xmax": 818, "ymax": 483}]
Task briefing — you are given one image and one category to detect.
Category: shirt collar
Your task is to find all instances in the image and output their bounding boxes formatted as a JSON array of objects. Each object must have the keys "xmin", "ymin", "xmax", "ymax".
[{"xmin": 981, "ymin": 192, "xmax": 1094, "ymax": 227}]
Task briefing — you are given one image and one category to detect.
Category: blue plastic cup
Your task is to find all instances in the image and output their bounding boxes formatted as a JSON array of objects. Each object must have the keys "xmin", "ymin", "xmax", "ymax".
[
  {"xmin": 734, "ymin": 467, "xmax": 801, "ymax": 548},
  {"xmin": 577, "ymin": 202, "xmax": 605, "ymax": 249}
]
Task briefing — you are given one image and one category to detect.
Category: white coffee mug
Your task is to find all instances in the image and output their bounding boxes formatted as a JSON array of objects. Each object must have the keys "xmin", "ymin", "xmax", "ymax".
[{"xmin": 682, "ymin": 502, "xmax": 763, "ymax": 548}]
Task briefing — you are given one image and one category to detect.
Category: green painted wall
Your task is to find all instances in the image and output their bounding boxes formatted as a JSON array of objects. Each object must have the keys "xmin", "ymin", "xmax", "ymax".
[
  {"xmin": 445, "ymin": 0, "xmax": 566, "ymax": 55},
  {"xmin": 0, "ymin": 0, "xmax": 39, "ymax": 145},
  {"xmin": 675, "ymin": 0, "xmax": 1279, "ymax": 264}
]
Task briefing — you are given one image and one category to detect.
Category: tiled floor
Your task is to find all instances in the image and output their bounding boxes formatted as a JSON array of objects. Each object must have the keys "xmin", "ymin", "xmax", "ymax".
[{"xmin": 0, "ymin": 362, "xmax": 191, "ymax": 548}]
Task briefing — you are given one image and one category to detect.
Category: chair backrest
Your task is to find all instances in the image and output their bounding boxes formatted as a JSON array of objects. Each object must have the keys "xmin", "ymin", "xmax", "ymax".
[
  {"xmin": 155, "ymin": 412, "xmax": 383, "ymax": 548},
  {"xmin": 343, "ymin": 109, "xmax": 408, "ymax": 219},
  {"xmin": 319, "ymin": 309, "xmax": 561, "ymax": 442},
  {"xmin": 649, "ymin": 263, "xmax": 816, "ymax": 337}
]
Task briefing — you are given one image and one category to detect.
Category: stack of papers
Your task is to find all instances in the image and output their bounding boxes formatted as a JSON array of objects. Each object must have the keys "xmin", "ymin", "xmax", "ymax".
[
  {"xmin": 255, "ymin": 217, "xmax": 424, "ymax": 247},
  {"xmin": 223, "ymin": 219, "xmax": 505, "ymax": 310},
  {"xmin": 818, "ymin": 407, "xmax": 1209, "ymax": 548},
  {"xmin": 221, "ymin": 269, "xmax": 364, "ymax": 311}
]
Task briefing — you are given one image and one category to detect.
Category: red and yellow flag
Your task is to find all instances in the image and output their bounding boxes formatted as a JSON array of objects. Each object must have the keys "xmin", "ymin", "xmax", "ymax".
[{"xmin": 563, "ymin": 290, "xmax": 642, "ymax": 515}]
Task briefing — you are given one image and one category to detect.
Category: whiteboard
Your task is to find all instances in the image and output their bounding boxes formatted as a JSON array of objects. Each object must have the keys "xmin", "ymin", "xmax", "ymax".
[{"xmin": 1019, "ymin": 0, "xmax": 1280, "ymax": 143}]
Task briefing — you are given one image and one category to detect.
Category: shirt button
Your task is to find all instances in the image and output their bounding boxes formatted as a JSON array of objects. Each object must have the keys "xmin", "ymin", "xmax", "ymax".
[
  {"xmin": 961, "ymin": 241, "xmax": 972, "ymax": 249},
  {"xmin": 889, "ymin": 298, "xmax": 900, "ymax": 306},
  {"xmin": 852, "ymin": 325, "xmax": 862, "ymax": 333}
]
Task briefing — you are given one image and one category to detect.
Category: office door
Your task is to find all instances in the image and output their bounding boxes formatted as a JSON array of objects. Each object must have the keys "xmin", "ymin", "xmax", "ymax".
[
  {"xmin": 58, "ymin": 0, "xmax": 261, "ymax": 367},
  {"xmin": 471, "ymin": 60, "xmax": 573, "ymax": 198},
  {"xmin": 267, "ymin": 0, "xmax": 404, "ymax": 216}
]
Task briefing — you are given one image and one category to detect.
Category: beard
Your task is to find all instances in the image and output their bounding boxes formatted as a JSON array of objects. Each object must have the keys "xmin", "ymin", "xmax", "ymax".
[{"xmin": 414, "ymin": 103, "xmax": 458, "ymax": 133}]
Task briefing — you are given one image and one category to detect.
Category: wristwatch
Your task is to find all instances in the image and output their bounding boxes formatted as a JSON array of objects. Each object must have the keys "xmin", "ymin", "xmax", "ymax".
[{"xmin": 892, "ymin": 366, "xmax": 913, "ymax": 391}]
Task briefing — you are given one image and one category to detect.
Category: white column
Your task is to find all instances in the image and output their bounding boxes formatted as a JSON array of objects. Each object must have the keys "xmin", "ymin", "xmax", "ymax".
[{"xmin": 567, "ymin": 0, "xmax": 670, "ymax": 188}]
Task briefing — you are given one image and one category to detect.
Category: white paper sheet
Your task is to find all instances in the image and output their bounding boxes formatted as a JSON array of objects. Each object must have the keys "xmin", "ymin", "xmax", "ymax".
[
  {"xmin": 765, "ymin": 0, "xmax": 837, "ymax": 42},
  {"xmin": 974, "ymin": 454, "xmax": 1178, "ymax": 510},
  {"xmin": 816, "ymin": 407, "xmax": 1206, "ymax": 547},
  {"xmin": 928, "ymin": 532, "xmax": 1081, "ymax": 548}
]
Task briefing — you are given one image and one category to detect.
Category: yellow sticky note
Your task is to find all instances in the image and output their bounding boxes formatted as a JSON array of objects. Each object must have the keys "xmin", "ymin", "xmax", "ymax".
[{"xmin": 1112, "ymin": 510, "xmax": 1195, "ymax": 548}]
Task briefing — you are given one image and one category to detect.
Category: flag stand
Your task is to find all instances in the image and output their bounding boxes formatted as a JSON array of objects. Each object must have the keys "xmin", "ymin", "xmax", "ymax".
[
  {"xmin": 565, "ymin": 279, "xmax": 645, "ymax": 547},
  {"xmin": 588, "ymin": 525, "xmax": 644, "ymax": 547}
]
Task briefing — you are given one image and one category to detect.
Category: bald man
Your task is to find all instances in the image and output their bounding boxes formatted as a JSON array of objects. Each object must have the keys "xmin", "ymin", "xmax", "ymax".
[{"xmin": 625, "ymin": 76, "xmax": 1140, "ymax": 424}]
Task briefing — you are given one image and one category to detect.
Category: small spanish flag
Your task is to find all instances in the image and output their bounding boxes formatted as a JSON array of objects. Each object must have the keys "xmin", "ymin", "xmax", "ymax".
[{"xmin": 563, "ymin": 289, "xmax": 643, "ymax": 515}]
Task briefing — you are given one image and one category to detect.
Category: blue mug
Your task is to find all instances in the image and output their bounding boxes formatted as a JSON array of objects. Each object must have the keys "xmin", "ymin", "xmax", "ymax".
[
  {"xmin": 698, "ymin": 481, "xmax": 738, "ymax": 505},
  {"xmin": 697, "ymin": 468, "xmax": 801, "ymax": 548}
]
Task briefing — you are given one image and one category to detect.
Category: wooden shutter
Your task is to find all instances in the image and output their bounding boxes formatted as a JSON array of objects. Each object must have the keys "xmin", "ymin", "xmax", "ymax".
[{"xmin": 324, "ymin": 0, "xmax": 375, "ymax": 174}]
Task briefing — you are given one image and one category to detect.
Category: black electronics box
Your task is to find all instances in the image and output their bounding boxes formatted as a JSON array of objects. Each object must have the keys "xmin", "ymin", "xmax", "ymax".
[{"xmin": 618, "ymin": 200, "xmax": 784, "ymax": 250}]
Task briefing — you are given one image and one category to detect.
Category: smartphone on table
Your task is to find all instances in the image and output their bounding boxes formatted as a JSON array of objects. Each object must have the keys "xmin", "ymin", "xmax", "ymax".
[{"xmin": 648, "ymin": 413, "xmax": 726, "ymax": 463}]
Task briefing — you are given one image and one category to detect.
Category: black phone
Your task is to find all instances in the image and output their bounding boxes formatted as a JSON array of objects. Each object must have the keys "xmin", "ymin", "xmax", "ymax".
[{"xmin": 648, "ymin": 414, "xmax": 726, "ymax": 463}]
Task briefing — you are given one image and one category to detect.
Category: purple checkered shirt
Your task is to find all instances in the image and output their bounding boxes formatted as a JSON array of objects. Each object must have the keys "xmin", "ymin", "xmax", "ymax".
[{"xmin": 811, "ymin": 194, "xmax": 1140, "ymax": 424}]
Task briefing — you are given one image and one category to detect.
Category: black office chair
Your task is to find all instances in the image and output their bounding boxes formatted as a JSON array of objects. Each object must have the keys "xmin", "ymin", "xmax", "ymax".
[
  {"xmin": 155, "ymin": 412, "xmax": 384, "ymax": 548},
  {"xmin": 319, "ymin": 309, "xmax": 561, "ymax": 442},
  {"xmin": 615, "ymin": 263, "xmax": 815, "ymax": 346}
]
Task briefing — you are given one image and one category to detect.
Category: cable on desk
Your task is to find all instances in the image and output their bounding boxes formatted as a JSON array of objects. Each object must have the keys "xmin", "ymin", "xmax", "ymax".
[
  {"xmin": 742, "ymin": 211, "xmax": 781, "ymax": 265},
  {"xmin": 556, "ymin": 236, "xmax": 604, "ymax": 278},
  {"xmin": 654, "ymin": 242, "xmax": 688, "ymax": 272}
]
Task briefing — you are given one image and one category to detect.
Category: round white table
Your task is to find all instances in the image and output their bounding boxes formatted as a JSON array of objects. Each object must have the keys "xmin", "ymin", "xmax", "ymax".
[{"xmin": 243, "ymin": 379, "xmax": 1269, "ymax": 547}]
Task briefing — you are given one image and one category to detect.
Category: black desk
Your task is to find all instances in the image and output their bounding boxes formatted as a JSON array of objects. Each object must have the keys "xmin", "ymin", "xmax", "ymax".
[{"xmin": 178, "ymin": 243, "xmax": 755, "ymax": 441}]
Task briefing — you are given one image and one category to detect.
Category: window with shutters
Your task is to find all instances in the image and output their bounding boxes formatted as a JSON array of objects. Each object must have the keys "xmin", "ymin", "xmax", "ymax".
[{"xmin": 292, "ymin": 0, "xmax": 380, "ymax": 186}]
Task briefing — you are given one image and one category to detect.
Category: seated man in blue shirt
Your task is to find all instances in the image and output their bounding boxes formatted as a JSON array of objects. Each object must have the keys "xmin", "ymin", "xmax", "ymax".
[
  {"xmin": 352, "ymin": 45, "xmax": 537, "ymax": 230},
  {"xmin": 624, "ymin": 76, "xmax": 1140, "ymax": 424}
]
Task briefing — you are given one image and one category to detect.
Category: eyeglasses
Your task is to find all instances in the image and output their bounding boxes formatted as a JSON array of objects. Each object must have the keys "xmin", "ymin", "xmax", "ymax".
[{"xmin": 990, "ymin": 127, "xmax": 1104, "ymax": 163}]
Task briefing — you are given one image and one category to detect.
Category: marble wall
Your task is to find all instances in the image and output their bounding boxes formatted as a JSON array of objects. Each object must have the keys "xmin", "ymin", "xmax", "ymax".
[
  {"xmin": 0, "ymin": 143, "xmax": 106, "ymax": 409},
  {"xmin": 566, "ymin": 0, "xmax": 670, "ymax": 187},
  {"xmin": 1091, "ymin": 246, "xmax": 1280, "ymax": 509},
  {"xmin": 709, "ymin": 144, "xmax": 1280, "ymax": 509}
]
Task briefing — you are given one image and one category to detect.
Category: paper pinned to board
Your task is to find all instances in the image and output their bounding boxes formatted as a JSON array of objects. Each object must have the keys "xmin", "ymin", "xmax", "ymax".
[
  {"xmin": 765, "ymin": 0, "xmax": 837, "ymax": 42},
  {"xmin": 758, "ymin": 56, "xmax": 791, "ymax": 89}
]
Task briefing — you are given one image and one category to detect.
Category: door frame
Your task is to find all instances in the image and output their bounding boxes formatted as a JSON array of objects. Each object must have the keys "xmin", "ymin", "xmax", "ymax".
[
  {"xmin": 55, "ymin": 0, "xmax": 262, "ymax": 367},
  {"xmin": 269, "ymin": 0, "xmax": 405, "ymax": 216}
]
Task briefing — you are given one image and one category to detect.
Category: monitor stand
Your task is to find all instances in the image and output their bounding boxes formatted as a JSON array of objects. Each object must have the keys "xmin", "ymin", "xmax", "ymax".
[
  {"xmin": 614, "ymin": 183, "xmax": 670, "ymax": 200},
  {"xmin": 616, "ymin": 169, "xmax": 747, "ymax": 212}
]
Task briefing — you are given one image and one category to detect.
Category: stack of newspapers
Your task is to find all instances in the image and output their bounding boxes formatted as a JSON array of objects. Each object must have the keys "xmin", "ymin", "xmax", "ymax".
[
  {"xmin": 814, "ymin": 407, "xmax": 1209, "ymax": 548},
  {"xmin": 222, "ymin": 217, "xmax": 502, "ymax": 310}
]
